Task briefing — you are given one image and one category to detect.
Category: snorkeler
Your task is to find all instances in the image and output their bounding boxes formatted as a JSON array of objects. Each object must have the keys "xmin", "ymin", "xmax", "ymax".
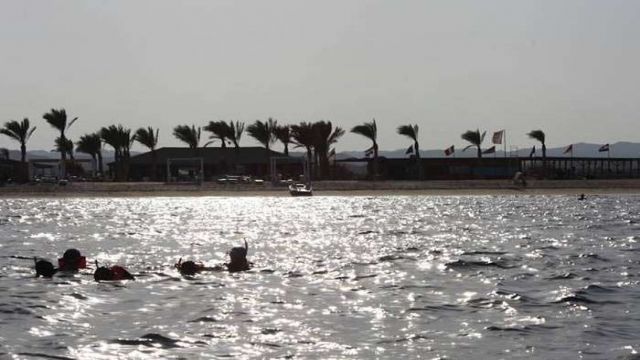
[
  {"xmin": 175, "ymin": 240, "xmax": 252, "ymax": 275},
  {"xmin": 34, "ymin": 257, "xmax": 57, "ymax": 278},
  {"xmin": 93, "ymin": 260, "xmax": 135, "ymax": 282},
  {"xmin": 226, "ymin": 240, "xmax": 251, "ymax": 273},
  {"xmin": 58, "ymin": 248, "xmax": 87, "ymax": 272}
]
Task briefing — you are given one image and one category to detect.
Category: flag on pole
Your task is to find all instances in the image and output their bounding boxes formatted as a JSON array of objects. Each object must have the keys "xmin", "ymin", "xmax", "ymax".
[
  {"xmin": 482, "ymin": 146, "xmax": 496, "ymax": 154},
  {"xmin": 598, "ymin": 144, "xmax": 609, "ymax": 152},
  {"xmin": 563, "ymin": 144, "xmax": 573, "ymax": 155},
  {"xmin": 405, "ymin": 145, "xmax": 414, "ymax": 155},
  {"xmin": 529, "ymin": 146, "xmax": 536, "ymax": 158},
  {"xmin": 492, "ymin": 130, "xmax": 504, "ymax": 145},
  {"xmin": 444, "ymin": 145, "xmax": 455, "ymax": 156}
]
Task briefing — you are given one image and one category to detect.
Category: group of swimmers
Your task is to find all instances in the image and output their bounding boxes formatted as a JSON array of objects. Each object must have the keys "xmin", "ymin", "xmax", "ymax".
[{"xmin": 33, "ymin": 240, "xmax": 251, "ymax": 281}]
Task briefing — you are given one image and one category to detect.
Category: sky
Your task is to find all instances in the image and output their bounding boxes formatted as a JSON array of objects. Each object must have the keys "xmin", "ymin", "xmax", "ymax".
[{"xmin": 1, "ymin": 0, "xmax": 639, "ymax": 153}]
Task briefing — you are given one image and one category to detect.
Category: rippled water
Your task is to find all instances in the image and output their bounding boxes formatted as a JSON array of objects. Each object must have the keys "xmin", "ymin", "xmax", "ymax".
[{"xmin": 1, "ymin": 195, "xmax": 640, "ymax": 359}]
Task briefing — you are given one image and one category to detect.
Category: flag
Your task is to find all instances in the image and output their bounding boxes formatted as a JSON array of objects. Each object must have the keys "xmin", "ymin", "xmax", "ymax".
[
  {"xmin": 444, "ymin": 145, "xmax": 455, "ymax": 156},
  {"xmin": 405, "ymin": 145, "xmax": 414, "ymax": 155},
  {"xmin": 482, "ymin": 146, "xmax": 496, "ymax": 154},
  {"xmin": 598, "ymin": 144, "xmax": 609, "ymax": 152},
  {"xmin": 529, "ymin": 146, "xmax": 536, "ymax": 158},
  {"xmin": 492, "ymin": 130, "xmax": 504, "ymax": 145},
  {"xmin": 563, "ymin": 144, "xmax": 573, "ymax": 154}
]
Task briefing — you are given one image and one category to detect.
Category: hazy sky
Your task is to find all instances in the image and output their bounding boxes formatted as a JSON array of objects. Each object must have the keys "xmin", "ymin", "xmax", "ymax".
[{"xmin": 1, "ymin": 0, "xmax": 639, "ymax": 153}]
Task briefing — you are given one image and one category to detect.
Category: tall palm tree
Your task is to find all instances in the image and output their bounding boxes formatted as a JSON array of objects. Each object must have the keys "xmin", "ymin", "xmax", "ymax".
[
  {"xmin": 173, "ymin": 125, "xmax": 201, "ymax": 155},
  {"xmin": 397, "ymin": 124, "xmax": 421, "ymax": 179},
  {"xmin": 274, "ymin": 125, "xmax": 291, "ymax": 156},
  {"xmin": 351, "ymin": 119, "xmax": 378, "ymax": 179},
  {"xmin": 461, "ymin": 129, "xmax": 486, "ymax": 158},
  {"xmin": 76, "ymin": 133, "xmax": 103, "ymax": 176},
  {"xmin": 291, "ymin": 122, "xmax": 316, "ymax": 181},
  {"xmin": 0, "ymin": 118, "xmax": 36, "ymax": 163},
  {"xmin": 527, "ymin": 130, "xmax": 546, "ymax": 158},
  {"xmin": 135, "ymin": 127, "xmax": 160, "ymax": 180},
  {"xmin": 313, "ymin": 121, "xmax": 344, "ymax": 179},
  {"xmin": 204, "ymin": 121, "xmax": 232, "ymax": 148},
  {"xmin": 247, "ymin": 118, "xmax": 277, "ymax": 178},
  {"xmin": 101, "ymin": 125, "xmax": 133, "ymax": 181},
  {"xmin": 43, "ymin": 108, "xmax": 77, "ymax": 178},
  {"xmin": 43, "ymin": 109, "xmax": 77, "ymax": 162}
]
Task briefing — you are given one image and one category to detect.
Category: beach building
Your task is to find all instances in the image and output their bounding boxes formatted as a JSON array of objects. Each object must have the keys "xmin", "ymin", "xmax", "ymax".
[
  {"xmin": 341, "ymin": 156, "xmax": 640, "ymax": 180},
  {"xmin": 112, "ymin": 147, "xmax": 304, "ymax": 181},
  {"xmin": 0, "ymin": 158, "xmax": 26, "ymax": 183}
]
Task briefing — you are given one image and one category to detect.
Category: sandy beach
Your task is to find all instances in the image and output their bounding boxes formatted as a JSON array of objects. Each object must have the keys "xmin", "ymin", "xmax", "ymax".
[{"xmin": 2, "ymin": 179, "xmax": 640, "ymax": 197}]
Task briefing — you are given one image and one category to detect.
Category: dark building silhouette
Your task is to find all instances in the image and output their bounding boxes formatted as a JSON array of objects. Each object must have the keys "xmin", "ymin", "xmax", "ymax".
[{"xmin": 110, "ymin": 147, "xmax": 304, "ymax": 181}]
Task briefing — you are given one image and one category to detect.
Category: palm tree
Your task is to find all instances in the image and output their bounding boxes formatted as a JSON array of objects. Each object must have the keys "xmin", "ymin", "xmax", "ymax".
[
  {"xmin": 101, "ymin": 125, "xmax": 133, "ymax": 181},
  {"xmin": 527, "ymin": 130, "xmax": 546, "ymax": 158},
  {"xmin": 351, "ymin": 119, "xmax": 378, "ymax": 179},
  {"xmin": 313, "ymin": 121, "xmax": 344, "ymax": 179},
  {"xmin": 397, "ymin": 124, "xmax": 421, "ymax": 179},
  {"xmin": 247, "ymin": 118, "xmax": 277, "ymax": 178},
  {"xmin": 274, "ymin": 125, "xmax": 291, "ymax": 156},
  {"xmin": 291, "ymin": 122, "xmax": 315, "ymax": 181},
  {"xmin": 55, "ymin": 136, "xmax": 75, "ymax": 161},
  {"xmin": 228, "ymin": 121, "xmax": 244, "ymax": 150},
  {"xmin": 204, "ymin": 121, "xmax": 232, "ymax": 148},
  {"xmin": 43, "ymin": 108, "xmax": 77, "ymax": 163},
  {"xmin": 173, "ymin": 125, "xmax": 201, "ymax": 154},
  {"xmin": 461, "ymin": 129, "xmax": 486, "ymax": 158},
  {"xmin": 135, "ymin": 127, "xmax": 160, "ymax": 180},
  {"xmin": 43, "ymin": 108, "xmax": 77, "ymax": 178},
  {"xmin": 76, "ymin": 133, "xmax": 103, "ymax": 176},
  {"xmin": 0, "ymin": 118, "xmax": 36, "ymax": 163}
]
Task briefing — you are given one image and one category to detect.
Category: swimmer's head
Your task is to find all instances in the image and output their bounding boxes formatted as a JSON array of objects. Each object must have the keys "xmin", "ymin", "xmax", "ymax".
[
  {"xmin": 229, "ymin": 240, "xmax": 248, "ymax": 263},
  {"xmin": 177, "ymin": 260, "xmax": 200, "ymax": 276},
  {"xmin": 34, "ymin": 258, "xmax": 57, "ymax": 278},
  {"xmin": 94, "ymin": 266, "xmax": 113, "ymax": 282}
]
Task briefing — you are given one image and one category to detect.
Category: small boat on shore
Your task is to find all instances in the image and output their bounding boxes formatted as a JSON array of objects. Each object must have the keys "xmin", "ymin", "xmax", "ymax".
[{"xmin": 289, "ymin": 183, "xmax": 312, "ymax": 196}]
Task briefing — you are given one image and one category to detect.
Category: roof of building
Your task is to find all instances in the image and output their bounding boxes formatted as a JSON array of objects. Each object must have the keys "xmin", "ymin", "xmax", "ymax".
[{"xmin": 120, "ymin": 147, "xmax": 303, "ymax": 166}]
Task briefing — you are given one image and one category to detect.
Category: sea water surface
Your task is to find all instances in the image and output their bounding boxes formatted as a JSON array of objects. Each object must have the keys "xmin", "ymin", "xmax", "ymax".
[{"xmin": 1, "ymin": 195, "xmax": 639, "ymax": 359}]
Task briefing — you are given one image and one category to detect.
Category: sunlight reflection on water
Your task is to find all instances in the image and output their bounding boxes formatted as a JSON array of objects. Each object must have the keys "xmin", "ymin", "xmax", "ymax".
[{"xmin": 1, "ymin": 195, "xmax": 640, "ymax": 358}]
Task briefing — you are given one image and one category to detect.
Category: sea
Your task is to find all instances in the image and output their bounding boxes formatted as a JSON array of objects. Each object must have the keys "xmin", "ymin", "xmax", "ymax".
[{"xmin": 0, "ymin": 195, "xmax": 639, "ymax": 359}]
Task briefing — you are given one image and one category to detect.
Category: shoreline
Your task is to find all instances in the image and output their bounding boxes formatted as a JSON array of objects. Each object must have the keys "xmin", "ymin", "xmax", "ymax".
[{"xmin": 2, "ymin": 179, "xmax": 640, "ymax": 197}]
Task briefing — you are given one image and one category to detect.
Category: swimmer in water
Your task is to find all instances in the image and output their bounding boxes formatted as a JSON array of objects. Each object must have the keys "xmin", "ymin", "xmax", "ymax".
[
  {"xmin": 93, "ymin": 260, "xmax": 135, "ymax": 282},
  {"xmin": 58, "ymin": 248, "xmax": 87, "ymax": 272},
  {"xmin": 175, "ymin": 240, "xmax": 252, "ymax": 275},
  {"xmin": 226, "ymin": 240, "xmax": 251, "ymax": 273},
  {"xmin": 34, "ymin": 257, "xmax": 57, "ymax": 278},
  {"xmin": 578, "ymin": 194, "xmax": 586, "ymax": 200}
]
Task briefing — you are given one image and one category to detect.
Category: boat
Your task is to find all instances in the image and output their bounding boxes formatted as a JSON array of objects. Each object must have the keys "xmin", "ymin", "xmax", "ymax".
[{"xmin": 289, "ymin": 183, "xmax": 312, "ymax": 196}]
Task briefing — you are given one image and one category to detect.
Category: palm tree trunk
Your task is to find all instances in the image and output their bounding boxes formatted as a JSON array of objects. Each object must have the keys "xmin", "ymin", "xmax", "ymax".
[
  {"xmin": 284, "ymin": 143, "xmax": 289, "ymax": 156},
  {"xmin": 97, "ymin": 151, "xmax": 103, "ymax": 177},
  {"xmin": 415, "ymin": 142, "xmax": 421, "ymax": 180},
  {"xmin": 306, "ymin": 147, "xmax": 313, "ymax": 183},
  {"xmin": 20, "ymin": 143, "xmax": 26, "ymax": 163},
  {"xmin": 265, "ymin": 144, "xmax": 271, "ymax": 180},
  {"xmin": 151, "ymin": 149, "xmax": 157, "ymax": 181},
  {"xmin": 373, "ymin": 143, "xmax": 379, "ymax": 180},
  {"xmin": 477, "ymin": 146, "xmax": 482, "ymax": 158},
  {"xmin": 91, "ymin": 154, "xmax": 97, "ymax": 177}
]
